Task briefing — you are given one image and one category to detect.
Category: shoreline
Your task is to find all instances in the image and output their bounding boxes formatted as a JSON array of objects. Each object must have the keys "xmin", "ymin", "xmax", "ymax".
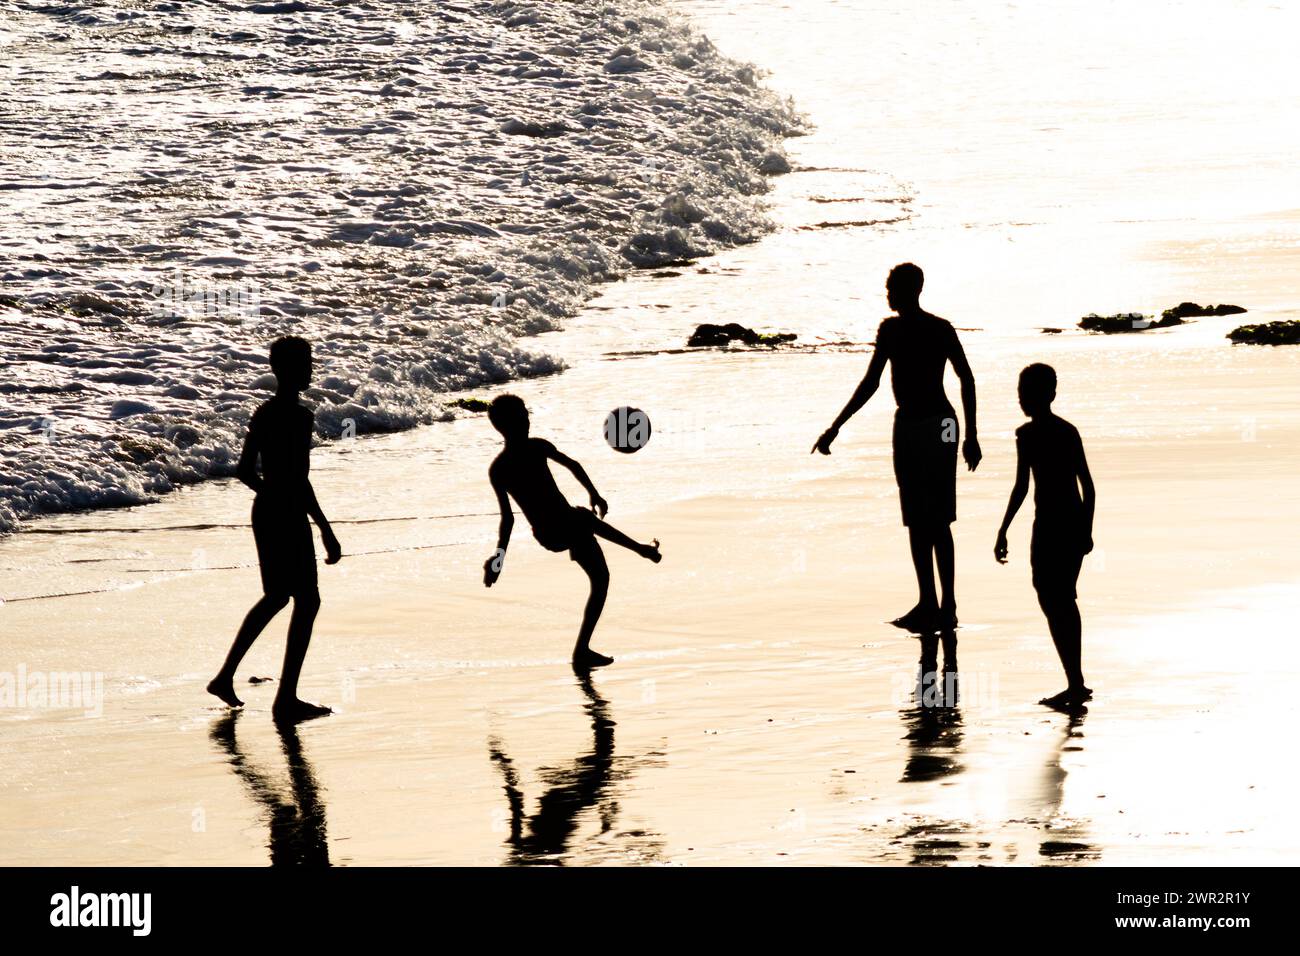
[
  {"xmin": 4, "ymin": 0, "xmax": 1300, "ymax": 867},
  {"xmin": 0, "ymin": 0, "xmax": 802, "ymax": 534},
  {"xmin": 4, "ymin": 296, "xmax": 1300, "ymax": 863}
]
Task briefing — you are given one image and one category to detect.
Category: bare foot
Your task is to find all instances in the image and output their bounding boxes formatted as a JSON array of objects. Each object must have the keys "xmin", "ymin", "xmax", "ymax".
[
  {"xmin": 573, "ymin": 649, "xmax": 614, "ymax": 670},
  {"xmin": 206, "ymin": 676, "xmax": 244, "ymax": 708},
  {"xmin": 641, "ymin": 538, "xmax": 662, "ymax": 563},
  {"xmin": 1039, "ymin": 686, "xmax": 1092, "ymax": 710},
  {"xmin": 272, "ymin": 698, "xmax": 332, "ymax": 724},
  {"xmin": 891, "ymin": 604, "xmax": 940, "ymax": 634}
]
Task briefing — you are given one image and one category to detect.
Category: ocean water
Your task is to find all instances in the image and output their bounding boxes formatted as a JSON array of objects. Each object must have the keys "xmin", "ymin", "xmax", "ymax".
[
  {"xmin": 669, "ymin": 0, "xmax": 1300, "ymax": 338},
  {"xmin": 6, "ymin": 0, "xmax": 1300, "ymax": 536},
  {"xmin": 0, "ymin": 0, "xmax": 799, "ymax": 532},
  {"xmin": 6, "ymin": 0, "xmax": 1300, "ymax": 604},
  {"xmin": 3, "ymin": 1, "xmax": 1300, "ymax": 866}
]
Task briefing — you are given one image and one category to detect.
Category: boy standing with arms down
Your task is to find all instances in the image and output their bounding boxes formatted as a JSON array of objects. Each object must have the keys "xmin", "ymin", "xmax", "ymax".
[
  {"xmin": 208, "ymin": 336, "xmax": 341, "ymax": 723},
  {"xmin": 995, "ymin": 363, "xmax": 1095, "ymax": 709}
]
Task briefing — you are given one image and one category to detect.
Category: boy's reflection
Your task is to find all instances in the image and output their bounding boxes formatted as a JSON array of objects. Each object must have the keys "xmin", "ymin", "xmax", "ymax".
[
  {"xmin": 1037, "ymin": 709, "xmax": 1097, "ymax": 863},
  {"xmin": 902, "ymin": 631, "xmax": 964, "ymax": 784},
  {"xmin": 211, "ymin": 710, "xmax": 330, "ymax": 866},
  {"xmin": 489, "ymin": 670, "xmax": 658, "ymax": 865}
]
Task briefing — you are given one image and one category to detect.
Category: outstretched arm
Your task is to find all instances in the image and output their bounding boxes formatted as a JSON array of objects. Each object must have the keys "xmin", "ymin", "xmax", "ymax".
[
  {"xmin": 812, "ymin": 346, "xmax": 887, "ymax": 455},
  {"xmin": 949, "ymin": 335, "xmax": 981, "ymax": 471},
  {"xmin": 995, "ymin": 441, "xmax": 1030, "ymax": 563},
  {"xmin": 545, "ymin": 444, "xmax": 607, "ymax": 517},
  {"xmin": 1077, "ymin": 439, "xmax": 1096, "ymax": 554},
  {"xmin": 305, "ymin": 482, "xmax": 342, "ymax": 564},
  {"xmin": 484, "ymin": 469, "xmax": 513, "ymax": 586}
]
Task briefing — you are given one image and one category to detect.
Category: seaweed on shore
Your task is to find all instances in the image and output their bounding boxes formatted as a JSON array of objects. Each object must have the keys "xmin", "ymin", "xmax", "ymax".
[
  {"xmin": 1078, "ymin": 313, "xmax": 1177, "ymax": 333},
  {"xmin": 687, "ymin": 323, "xmax": 797, "ymax": 348},
  {"xmin": 1226, "ymin": 321, "xmax": 1300, "ymax": 346},
  {"xmin": 1079, "ymin": 302, "xmax": 1248, "ymax": 334},
  {"xmin": 1162, "ymin": 301, "xmax": 1247, "ymax": 322}
]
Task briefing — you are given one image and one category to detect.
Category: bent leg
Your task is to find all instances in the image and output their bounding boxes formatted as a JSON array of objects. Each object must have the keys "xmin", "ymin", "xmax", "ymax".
[
  {"xmin": 209, "ymin": 593, "xmax": 290, "ymax": 706},
  {"xmin": 570, "ymin": 540, "xmax": 612, "ymax": 667}
]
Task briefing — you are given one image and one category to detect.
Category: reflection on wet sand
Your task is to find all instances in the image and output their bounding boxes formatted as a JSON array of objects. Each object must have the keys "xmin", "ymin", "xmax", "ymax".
[
  {"xmin": 1037, "ymin": 709, "xmax": 1098, "ymax": 864},
  {"xmin": 902, "ymin": 631, "xmax": 964, "ymax": 784},
  {"xmin": 897, "ymin": 635, "xmax": 970, "ymax": 864},
  {"xmin": 891, "ymin": 641, "xmax": 1097, "ymax": 865},
  {"xmin": 488, "ymin": 671, "xmax": 662, "ymax": 866},
  {"xmin": 210, "ymin": 711, "xmax": 330, "ymax": 866},
  {"xmin": 900, "ymin": 699, "xmax": 965, "ymax": 784}
]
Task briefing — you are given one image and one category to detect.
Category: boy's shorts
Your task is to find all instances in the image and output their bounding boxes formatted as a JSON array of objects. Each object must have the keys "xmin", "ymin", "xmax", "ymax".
[
  {"xmin": 1030, "ymin": 518, "xmax": 1085, "ymax": 599},
  {"xmin": 532, "ymin": 506, "xmax": 598, "ymax": 562},
  {"xmin": 892, "ymin": 411, "xmax": 958, "ymax": 527},
  {"xmin": 252, "ymin": 496, "xmax": 318, "ymax": 597}
]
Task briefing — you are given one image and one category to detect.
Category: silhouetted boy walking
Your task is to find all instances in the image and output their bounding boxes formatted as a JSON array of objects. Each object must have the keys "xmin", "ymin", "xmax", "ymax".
[
  {"xmin": 995, "ymin": 364, "xmax": 1095, "ymax": 709},
  {"xmin": 483, "ymin": 395, "xmax": 661, "ymax": 669},
  {"xmin": 208, "ymin": 336, "xmax": 341, "ymax": 723}
]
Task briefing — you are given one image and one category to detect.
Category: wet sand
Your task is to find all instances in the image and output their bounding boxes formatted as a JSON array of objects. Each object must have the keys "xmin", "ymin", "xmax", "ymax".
[{"xmin": 3, "ymin": 292, "xmax": 1298, "ymax": 864}]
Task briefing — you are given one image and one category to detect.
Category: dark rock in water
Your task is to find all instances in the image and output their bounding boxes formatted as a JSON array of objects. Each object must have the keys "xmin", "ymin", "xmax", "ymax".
[
  {"xmin": 1227, "ymin": 321, "xmax": 1300, "ymax": 345},
  {"xmin": 165, "ymin": 424, "xmax": 202, "ymax": 448},
  {"xmin": 448, "ymin": 397, "xmax": 490, "ymax": 412},
  {"xmin": 1040, "ymin": 327, "xmax": 1063, "ymax": 334},
  {"xmin": 1163, "ymin": 301, "xmax": 1247, "ymax": 322},
  {"xmin": 63, "ymin": 292, "xmax": 130, "ymax": 318},
  {"xmin": 689, "ymin": 323, "xmax": 756, "ymax": 346},
  {"xmin": 605, "ymin": 54, "xmax": 650, "ymax": 74},
  {"xmin": 1080, "ymin": 302, "xmax": 1247, "ymax": 334},
  {"xmin": 1078, "ymin": 312, "xmax": 1181, "ymax": 333},
  {"xmin": 758, "ymin": 151, "xmax": 792, "ymax": 175},
  {"xmin": 248, "ymin": 2, "xmax": 309, "ymax": 12},
  {"xmin": 110, "ymin": 435, "xmax": 169, "ymax": 465},
  {"xmin": 498, "ymin": 118, "xmax": 573, "ymax": 138},
  {"xmin": 1079, "ymin": 313, "xmax": 1157, "ymax": 333},
  {"xmin": 687, "ymin": 323, "xmax": 797, "ymax": 347}
]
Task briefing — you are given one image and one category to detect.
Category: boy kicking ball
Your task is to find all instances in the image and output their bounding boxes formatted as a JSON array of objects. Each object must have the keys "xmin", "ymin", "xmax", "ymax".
[{"xmin": 483, "ymin": 395, "xmax": 661, "ymax": 669}]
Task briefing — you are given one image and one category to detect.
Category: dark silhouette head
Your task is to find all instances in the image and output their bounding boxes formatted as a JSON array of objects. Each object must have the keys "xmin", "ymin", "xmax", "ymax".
[
  {"xmin": 1019, "ymin": 363, "xmax": 1057, "ymax": 417},
  {"xmin": 270, "ymin": 336, "xmax": 312, "ymax": 394},
  {"xmin": 489, "ymin": 394, "xmax": 530, "ymax": 442},
  {"xmin": 886, "ymin": 262, "xmax": 924, "ymax": 313}
]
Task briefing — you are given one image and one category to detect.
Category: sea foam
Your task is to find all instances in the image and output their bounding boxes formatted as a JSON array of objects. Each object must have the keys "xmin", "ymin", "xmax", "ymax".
[{"xmin": 0, "ymin": 0, "xmax": 801, "ymax": 532}]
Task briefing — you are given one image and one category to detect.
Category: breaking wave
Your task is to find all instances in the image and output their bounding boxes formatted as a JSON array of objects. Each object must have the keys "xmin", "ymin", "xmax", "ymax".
[{"xmin": 0, "ymin": 0, "xmax": 801, "ymax": 531}]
